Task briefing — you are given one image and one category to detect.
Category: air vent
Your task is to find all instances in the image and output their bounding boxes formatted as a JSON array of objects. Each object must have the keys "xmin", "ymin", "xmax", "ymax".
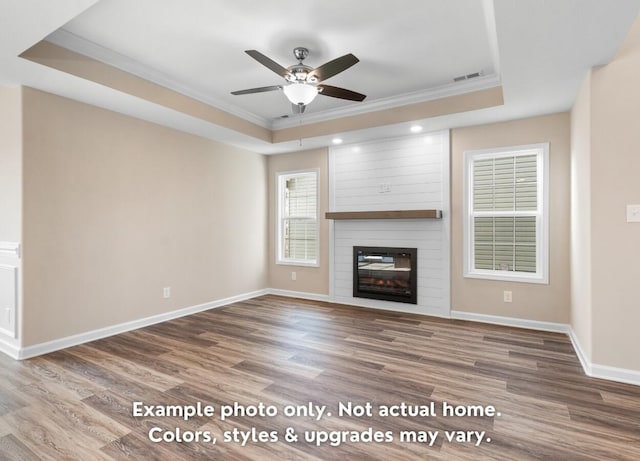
[{"xmin": 453, "ymin": 71, "xmax": 483, "ymax": 82}]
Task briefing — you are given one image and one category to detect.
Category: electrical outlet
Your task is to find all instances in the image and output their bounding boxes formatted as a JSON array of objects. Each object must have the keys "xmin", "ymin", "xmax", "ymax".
[
  {"xmin": 163, "ymin": 287, "xmax": 171, "ymax": 299},
  {"xmin": 627, "ymin": 204, "xmax": 640, "ymax": 223},
  {"xmin": 291, "ymin": 272, "xmax": 297, "ymax": 281},
  {"xmin": 503, "ymin": 291, "xmax": 512, "ymax": 303}
]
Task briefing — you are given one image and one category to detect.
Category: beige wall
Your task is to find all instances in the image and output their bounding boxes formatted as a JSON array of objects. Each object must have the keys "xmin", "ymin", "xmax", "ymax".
[
  {"xmin": 0, "ymin": 87, "xmax": 22, "ymax": 244},
  {"xmin": 267, "ymin": 148, "xmax": 330, "ymax": 295},
  {"xmin": 588, "ymin": 16, "xmax": 640, "ymax": 370},
  {"xmin": 451, "ymin": 113, "xmax": 571, "ymax": 323},
  {"xmin": 21, "ymin": 87, "xmax": 268, "ymax": 346},
  {"xmin": 570, "ymin": 71, "xmax": 593, "ymax": 360},
  {"xmin": 569, "ymin": 14, "xmax": 640, "ymax": 373}
]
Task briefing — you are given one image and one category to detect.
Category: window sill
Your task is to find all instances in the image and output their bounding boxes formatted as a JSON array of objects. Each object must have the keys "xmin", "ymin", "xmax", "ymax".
[
  {"xmin": 276, "ymin": 260, "xmax": 319, "ymax": 268},
  {"xmin": 464, "ymin": 271, "xmax": 548, "ymax": 285}
]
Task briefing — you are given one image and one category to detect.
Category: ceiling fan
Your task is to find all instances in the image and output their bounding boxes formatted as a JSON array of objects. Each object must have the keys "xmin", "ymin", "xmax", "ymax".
[{"xmin": 231, "ymin": 47, "xmax": 366, "ymax": 114}]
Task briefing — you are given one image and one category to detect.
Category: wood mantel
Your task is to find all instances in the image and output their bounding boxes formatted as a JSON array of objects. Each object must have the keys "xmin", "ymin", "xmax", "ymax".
[{"xmin": 325, "ymin": 210, "xmax": 442, "ymax": 220}]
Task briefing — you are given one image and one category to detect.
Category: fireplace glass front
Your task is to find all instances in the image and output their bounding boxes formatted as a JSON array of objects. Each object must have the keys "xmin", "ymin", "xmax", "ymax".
[{"xmin": 353, "ymin": 246, "xmax": 417, "ymax": 304}]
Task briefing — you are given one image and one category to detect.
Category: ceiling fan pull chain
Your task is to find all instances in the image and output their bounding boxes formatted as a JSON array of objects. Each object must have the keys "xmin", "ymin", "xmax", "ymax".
[
  {"xmin": 299, "ymin": 109, "xmax": 303, "ymax": 147},
  {"xmin": 297, "ymin": 104, "xmax": 309, "ymax": 147}
]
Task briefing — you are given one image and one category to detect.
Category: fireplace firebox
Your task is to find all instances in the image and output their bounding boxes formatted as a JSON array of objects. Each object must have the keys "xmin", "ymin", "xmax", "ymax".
[{"xmin": 353, "ymin": 246, "xmax": 417, "ymax": 304}]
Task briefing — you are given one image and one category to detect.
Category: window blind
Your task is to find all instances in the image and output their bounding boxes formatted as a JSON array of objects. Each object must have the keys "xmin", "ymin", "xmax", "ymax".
[
  {"xmin": 472, "ymin": 154, "xmax": 538, "ymax": 273},
  {"xmin": 281, "ymin": 173, "xmax": 318, "ymax": 263}
]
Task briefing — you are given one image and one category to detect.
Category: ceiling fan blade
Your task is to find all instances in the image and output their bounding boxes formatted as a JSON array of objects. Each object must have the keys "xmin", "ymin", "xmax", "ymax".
[
  {"xmin": 231, "ymin": 85, "xmax": 282, "ymax": 95},
  {"xmin": 291, "ymin": 103, "xmax": 306, "ymax": 114},
  {"xmin": 245, "ymin": 50, "xmax": 289, "ymax": 78},
  {"xmin": 317, "ymin": 84, "xmax": 366, "ymax": 102},
  {"xmin": 309, "ymin": 53, "xmax": 359, "ymax": 82}
]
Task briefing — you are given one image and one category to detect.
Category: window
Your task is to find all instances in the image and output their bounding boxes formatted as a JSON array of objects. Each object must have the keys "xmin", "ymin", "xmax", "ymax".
[
  {"xmin": 277, "ymin": 170, "xmax": 319, "ymax": 266},
  {"xmin": 463, "ymin": 143, "xmax": 549, "ymax": 283}
]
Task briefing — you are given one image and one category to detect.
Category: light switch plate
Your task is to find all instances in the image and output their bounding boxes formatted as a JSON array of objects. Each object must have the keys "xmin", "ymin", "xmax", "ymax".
[{"xmin": 627, "ymin": 204, "xmax": 640, "ymax": 223}]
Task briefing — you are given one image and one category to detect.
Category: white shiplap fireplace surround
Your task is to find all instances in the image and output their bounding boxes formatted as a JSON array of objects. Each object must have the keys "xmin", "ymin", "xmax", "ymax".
[{"xmin": 328, "ymin": 130, "xmax": 451, "ymax": 317}]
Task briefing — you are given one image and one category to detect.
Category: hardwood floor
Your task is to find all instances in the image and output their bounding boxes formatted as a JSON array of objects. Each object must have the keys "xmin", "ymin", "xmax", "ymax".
[{"xmin": 0, "ymin": 295, "xmax": 639, "ymax": 460}]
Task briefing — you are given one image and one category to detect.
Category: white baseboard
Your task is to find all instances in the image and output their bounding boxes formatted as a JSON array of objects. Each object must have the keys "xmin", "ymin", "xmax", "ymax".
[
  {"xmin": 567, "ymin": 327, "xmax": 640, "ymax": 386},
  {"xmin": 0, "ymin": 336, "xmax": 20, "ymax": 359},
  {"xmin": 590, "ymin": 363, "xmax": 640, "ymax": 387},
  {"xmin": 332, "ymin": 295, "xmax": 451, "ymax": 318},
  {"xmin": 17, "ymin": 289, "xmax": 269, "ymax": 360},
  {"xmin": 266, "ymin": 288, "xmax": 331, "ymax": 303},
  {"xmin": 450, "ymin": 310, "xmax": 570, "ymax": 333},
  {"xmin": 567, "ymin": 327, "xmax": 592, "ymax": 376},
  {"xmin": 450, "ymin": 311, "xmax": 640, "ymax": 387},
  {"xmin": 268, "ymin": 290, "xmax": 450, "ymax": 318}
]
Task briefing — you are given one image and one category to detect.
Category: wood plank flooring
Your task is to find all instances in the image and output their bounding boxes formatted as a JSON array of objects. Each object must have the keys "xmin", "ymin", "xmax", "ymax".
[{"xmin": 0, "ymin": 295, "xmax": 639, "ymax": 460}]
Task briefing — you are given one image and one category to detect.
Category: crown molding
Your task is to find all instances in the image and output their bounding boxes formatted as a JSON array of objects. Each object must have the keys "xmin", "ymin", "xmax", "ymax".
[
  {"xmin": 46, "ymin": 28, "xmax": 272, "ymax": 129},
  {"xmin": 270, "ymin": 74, "xmax": 502, "ymax": 130}
]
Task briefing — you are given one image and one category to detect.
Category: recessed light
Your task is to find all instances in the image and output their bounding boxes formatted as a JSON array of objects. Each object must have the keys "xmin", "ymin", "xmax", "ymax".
[
  {"xmin": 410, "ymin": 125, "xmax": 423, "ymax": 133},
  {"xmin": 332, "ymin": 138, "xmax": 343, "ymax": 144},
  {"xmin": 352, "ymin": 146, "xmax": 361, "ymax": 153}
]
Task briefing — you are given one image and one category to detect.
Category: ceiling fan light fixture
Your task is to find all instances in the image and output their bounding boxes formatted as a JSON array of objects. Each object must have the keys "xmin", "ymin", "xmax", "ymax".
[
  {"xmin": 231, "ymin": 48, "xmax": 365, "ymax": 114},
  {"xmin": 283, "ymin": 82, "xmax": 318, "ymax": 106}
]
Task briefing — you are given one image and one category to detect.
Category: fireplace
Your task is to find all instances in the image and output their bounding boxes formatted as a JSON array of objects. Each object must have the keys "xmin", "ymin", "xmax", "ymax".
[{"xmin": 353, "ymin": 246, "xmax": 417, "ymax": 304}]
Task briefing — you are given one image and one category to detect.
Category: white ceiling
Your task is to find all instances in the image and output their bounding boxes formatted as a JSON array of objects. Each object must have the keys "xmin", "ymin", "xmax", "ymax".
[{"xmin": 2, "ymin": 0, "xmax": 640, "ymax": 153}]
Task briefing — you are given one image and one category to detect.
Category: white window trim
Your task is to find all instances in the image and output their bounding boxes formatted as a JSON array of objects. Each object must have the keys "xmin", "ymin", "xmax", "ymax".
[
  {"xmin": 463, "ymin": 143, "xmax": 549, "ymax": 284},
  {"xmin": 276, "ymin": 169, "xmax": 320, "ymax": 267}
]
